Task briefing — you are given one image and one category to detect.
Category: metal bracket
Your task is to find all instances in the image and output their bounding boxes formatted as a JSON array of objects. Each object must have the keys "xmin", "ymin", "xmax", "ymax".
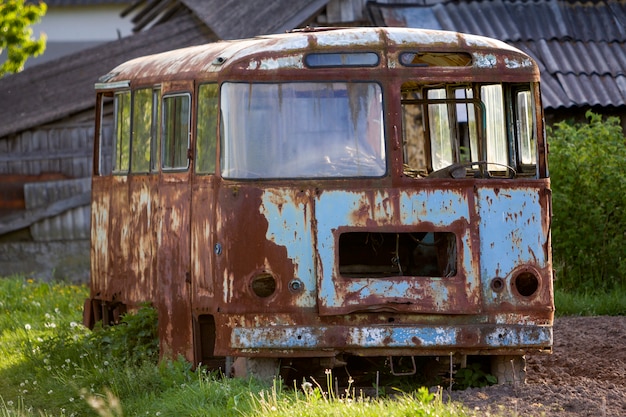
[{"xmin": 388, "ymin": 356, "xmax": 417, "ymax": 376}]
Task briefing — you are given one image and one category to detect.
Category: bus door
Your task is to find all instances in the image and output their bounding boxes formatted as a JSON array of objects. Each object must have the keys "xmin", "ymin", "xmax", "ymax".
[
  {"xmin": 126, "ymin": 87, "xmax": 160, "ymax": 311},
  {"xmin": 156, "ymin": 81, "xmax": 194, "ymax": 361},
  {"xmin": 190, "ymin": 83, "xmax": 220, "ymax": 366}
]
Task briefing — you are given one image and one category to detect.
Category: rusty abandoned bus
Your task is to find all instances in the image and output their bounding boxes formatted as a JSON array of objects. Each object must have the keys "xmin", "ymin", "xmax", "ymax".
[{"xmin": 84, "ymin": 27, "xmax": 554, "ymax": 384}]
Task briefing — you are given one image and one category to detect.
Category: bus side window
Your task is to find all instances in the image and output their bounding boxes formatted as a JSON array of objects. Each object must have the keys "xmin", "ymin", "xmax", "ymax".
[
  {"xmin": 97, "ymin": 94, "xmax": 114, "ymax": 176},
  {"xmin": 481, "ymin": 84, "xmax": 508, "ymax": 171},
  {"xmin": 454, "ymin": 87, "xmax": 479, "ymax": 163},
  {"xmin": 150, "ymin": 89, "xmax": 161, "ymax": 173},
  {"xmin": 427, "ymin": 88, "xmax": 454, "ymax": 171},
  {"xmin": 162, "ymin": 93, "xmax": 191, "ymax": 171},
  {"xmin": 401, "ymin": 99, "xmax": 428, "ymax": 176},
  {"xmin": 112, "ymin": 91, "xmax": 131, "ymax": 174},
  {"xmin": 131, "ymin": 88, "xmax": 153, "ymax": 173},
  {"xmin": 196, "ymin": 84, "xmax": 218, "ymax": 174},
  {"xmin": 515, "ymin": 88, "xmax": 537, "ymax": 171}
]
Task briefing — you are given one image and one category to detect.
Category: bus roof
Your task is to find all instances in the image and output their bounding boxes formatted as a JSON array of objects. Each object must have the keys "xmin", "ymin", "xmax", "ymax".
[{"xmin": 96, "ymin": 27, "xmax": 538, "ymax": 88}]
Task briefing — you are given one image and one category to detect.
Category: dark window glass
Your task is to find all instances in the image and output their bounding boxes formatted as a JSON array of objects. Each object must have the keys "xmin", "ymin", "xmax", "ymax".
[
  {"xmin": 196, "ymin": 84, "xmax": 218, "ymax": 174},
  {"xmin": 131, "ymin": 88, "xmax": 152, "ymax": 173},
  {"xmin": 305, "ymin": 52, "xmax": 379, "ymax": 67},
  {"xmin": 113, "ymin": 91, "xmax": 130, "ymax": 173},
  {"xmin": 150, "ymin": 89, "xmax": 161, "ymax": 172},
  {"xmin": 162, "ymin": 94, "xmax": 190, "ymax": 170}
]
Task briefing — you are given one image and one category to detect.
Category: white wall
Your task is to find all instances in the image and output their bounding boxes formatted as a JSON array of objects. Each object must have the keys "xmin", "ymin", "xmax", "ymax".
[{"xmin": 26, "ymin": 5, "xmax": 134, "ymax": 67}]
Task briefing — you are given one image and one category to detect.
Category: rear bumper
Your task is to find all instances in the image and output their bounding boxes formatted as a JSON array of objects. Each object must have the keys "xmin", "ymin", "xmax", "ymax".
[{"xmin": 229, "ymin": 324, "xmax": 552, "ymax": 356}]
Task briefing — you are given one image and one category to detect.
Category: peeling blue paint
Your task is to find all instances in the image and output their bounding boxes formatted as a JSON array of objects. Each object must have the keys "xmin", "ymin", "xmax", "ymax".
[
  {"xmin": 231, "ymin": 324, "xmax": 552, "ymax": 350},
  {"xmin": 477, "ymin": 187, "xmax": 548, "ymax": 304},
  {"xmin": 260, "ymin": 189, "xmax": 316, "ymax": 307},
  {"xmin": 315, "ymin": 189, "xmax": 480, "ymax": 314}
]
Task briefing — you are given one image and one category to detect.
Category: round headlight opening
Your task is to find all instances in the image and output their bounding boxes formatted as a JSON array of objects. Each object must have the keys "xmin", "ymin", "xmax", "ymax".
[
  {"xmin": 251, "ymin": 273, "xmax": 277, "ymax": 298},
  {"xmin": 514, "ymin": 272, "xmax": 539, "ymax": 297}
]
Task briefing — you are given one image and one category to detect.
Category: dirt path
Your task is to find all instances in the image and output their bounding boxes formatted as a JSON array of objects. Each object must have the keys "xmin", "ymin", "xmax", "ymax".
[{"xmin": 449, "ymin": 316, "xmax": 626, "ymax": 416}]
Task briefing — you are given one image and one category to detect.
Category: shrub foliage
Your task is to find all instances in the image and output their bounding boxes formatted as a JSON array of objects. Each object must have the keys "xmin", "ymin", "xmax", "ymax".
[{"xmin": 548, "ymin": 111, "xmax": 626, "ymax": 292}]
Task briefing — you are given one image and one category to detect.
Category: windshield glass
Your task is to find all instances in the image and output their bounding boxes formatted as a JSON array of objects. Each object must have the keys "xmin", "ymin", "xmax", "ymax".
[{"xmin": 221, "ymin": 82, "xmax": 385, "ymax": 179}]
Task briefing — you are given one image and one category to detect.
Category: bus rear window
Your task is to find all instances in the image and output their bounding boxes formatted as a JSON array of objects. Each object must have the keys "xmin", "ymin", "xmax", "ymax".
[
  {"xmin": 220, "ymin": 82, "xmax": 386, "ymax": 179},
  {"xmin": 305, "ymin": 52, "xmax": 379, "ymax": 67}
]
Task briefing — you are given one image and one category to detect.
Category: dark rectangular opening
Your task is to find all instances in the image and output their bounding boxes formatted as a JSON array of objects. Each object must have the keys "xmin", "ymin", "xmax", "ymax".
[{"xmin": 338, "ymin": 231, "xmax": 457, "ymax": 278}]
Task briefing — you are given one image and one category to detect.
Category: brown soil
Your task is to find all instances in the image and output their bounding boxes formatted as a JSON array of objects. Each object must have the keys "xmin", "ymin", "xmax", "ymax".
[{"xmin": 449, "ymin": 316, "xmax": 626, "ymax": 416}]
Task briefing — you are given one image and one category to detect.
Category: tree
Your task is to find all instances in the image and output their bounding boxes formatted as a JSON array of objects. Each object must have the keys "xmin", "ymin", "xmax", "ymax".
[{"xmin": 0, "ymin": 0, "xmax": 47, "ymax": 77}]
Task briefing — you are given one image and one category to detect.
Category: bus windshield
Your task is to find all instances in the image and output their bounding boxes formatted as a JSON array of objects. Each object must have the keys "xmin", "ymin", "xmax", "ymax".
[{"xmin": 220, "ymin": 82, "xmax": 385, "ymax": 179}]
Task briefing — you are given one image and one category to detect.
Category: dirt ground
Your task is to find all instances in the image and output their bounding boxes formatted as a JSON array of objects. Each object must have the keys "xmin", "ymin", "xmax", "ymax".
[{"xmin": 449, "ymin": 316, "xmax": 626, "ymax": 416}]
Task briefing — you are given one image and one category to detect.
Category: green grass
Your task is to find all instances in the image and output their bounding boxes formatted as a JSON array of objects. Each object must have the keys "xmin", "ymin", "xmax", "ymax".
[
  {"xmin": 555, "ymin": 287, "xmax": 626, "ymax": 316},
  {"xmin": 1, "ymin": 274, "xmax": 623, "ymax": 417},
  {"xmin": 0, "ymin": 275, "xmax": 477, "ymax": 417}
]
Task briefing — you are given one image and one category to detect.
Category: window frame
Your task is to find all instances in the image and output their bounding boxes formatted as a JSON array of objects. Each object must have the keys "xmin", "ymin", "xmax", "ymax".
[
  {"xmin": 161, "ymin": 92, "xmax": 192, "ymax": 172},
  {"xmin": 401, "ymin": 82, "xmax": 538, "ymax": 179},
  {"xmin": 220, "ymin": 80, "xmax": 387, "ymax": 180},
  {"xmin": 130, "ymin": 87, "xmax": 154, "ymax": 174},
  {"xmin": 112, "ymin": 90, "xmax": 131, "ymax": 175},
  {"xmin": 195, "ymin": 83, "xmax": 219, "ymax": 175},
  {"xmin": 510, "ymin": 85, "xmax": 538, "ymax": 175}
]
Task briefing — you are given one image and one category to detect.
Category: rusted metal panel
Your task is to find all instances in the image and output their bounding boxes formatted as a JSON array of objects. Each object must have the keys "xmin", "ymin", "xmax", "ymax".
[
  {"xmin": 90, "ymin": 176, "xmax": 112, "ymax": 297},
  {"xmin": 126, "ymin": 175, "xmax": 158, "ymax": 305},
  {"xmin": 157, "ymin": 173, "xmax": 194, "ymax": 360},
  {"xmin": 229, "ymin": 324, "xmax": 552, "ymax": 354},
  {"xmin": 108, "ymin": 176, "xmax": 131, "ymax": 301},
  {"xmin": 214, "ymin": 185, "xmax": 306, "ymax": 314},
  {"xmin": 209, "ymin": 181, "xmax": 552, "ymax": 357},
  {"xmin": 191, "ymin": 176, "xmax": 218, "ymax": 307},
  {"xmin": 314, "ymin": 187, "xmax": 481, "ymax": 315},
  {"xmin": 102, "ymin": 27, "xmax": 539, "ymax": 87},
  {"xmin": 476, "ymin": 181, "xmax": 553, "ymax": 313}
]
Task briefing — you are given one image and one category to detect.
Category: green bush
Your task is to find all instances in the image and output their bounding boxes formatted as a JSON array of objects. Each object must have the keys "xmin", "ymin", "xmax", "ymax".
[
  {"xmin": 88, "ymin": 303, "xmax": 160, "ymax": 366},
  {"xmin": 548, "ymin": 111, "xmax": 626, "ymax": 292}
]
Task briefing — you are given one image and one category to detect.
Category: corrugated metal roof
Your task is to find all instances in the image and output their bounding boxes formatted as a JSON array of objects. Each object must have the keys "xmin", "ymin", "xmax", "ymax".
[
  {"xmin": 369, "ymin": 0, "xmax": 626, "ymax": 109},
  {"xmin": 525, "ymin": 39, "xmax": 626, "ymax": 76},
  {"xmin": 430, "ymin": 0, "xmax": 626, "ymax": 42}
]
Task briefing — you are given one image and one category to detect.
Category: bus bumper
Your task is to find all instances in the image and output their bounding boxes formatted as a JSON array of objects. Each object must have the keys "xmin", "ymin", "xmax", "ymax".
[{"xmin": 228, "ymin": 323, "xmax": 553, "ymax": 356}]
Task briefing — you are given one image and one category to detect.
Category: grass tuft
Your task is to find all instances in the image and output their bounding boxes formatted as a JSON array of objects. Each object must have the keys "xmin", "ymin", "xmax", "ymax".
[{"xmin": 555, "ymin": 287, "xmax": 626, "ymax": 316}]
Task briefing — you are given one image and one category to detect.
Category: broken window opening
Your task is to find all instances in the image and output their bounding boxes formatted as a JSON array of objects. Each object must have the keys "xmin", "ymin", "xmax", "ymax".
[
  {"xmin": 338, "ymin": 231, "xmax": 457, "ymax": 278},
  {"xmin": 401, "ymin": 83, "xmax": 536, "ymax": 179}
]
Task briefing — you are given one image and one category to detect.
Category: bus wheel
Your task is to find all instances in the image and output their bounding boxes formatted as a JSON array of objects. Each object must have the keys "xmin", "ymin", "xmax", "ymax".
[
  {"xmin": 491, "ymin": 355, "xmax": 526, "ymax": 385},
  {"xmin": 231, "ymin": 357, "xmax": 281, "ymax": 382}
]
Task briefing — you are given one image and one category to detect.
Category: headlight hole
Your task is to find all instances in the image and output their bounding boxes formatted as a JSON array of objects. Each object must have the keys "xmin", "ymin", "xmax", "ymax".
[
  {"xmin": 514, "ymin": 272, "xmax": 539, "ymax": 297},
  {"xmin": 251, "ymin": 273, "xmax": 277, "ymax": 298}
]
